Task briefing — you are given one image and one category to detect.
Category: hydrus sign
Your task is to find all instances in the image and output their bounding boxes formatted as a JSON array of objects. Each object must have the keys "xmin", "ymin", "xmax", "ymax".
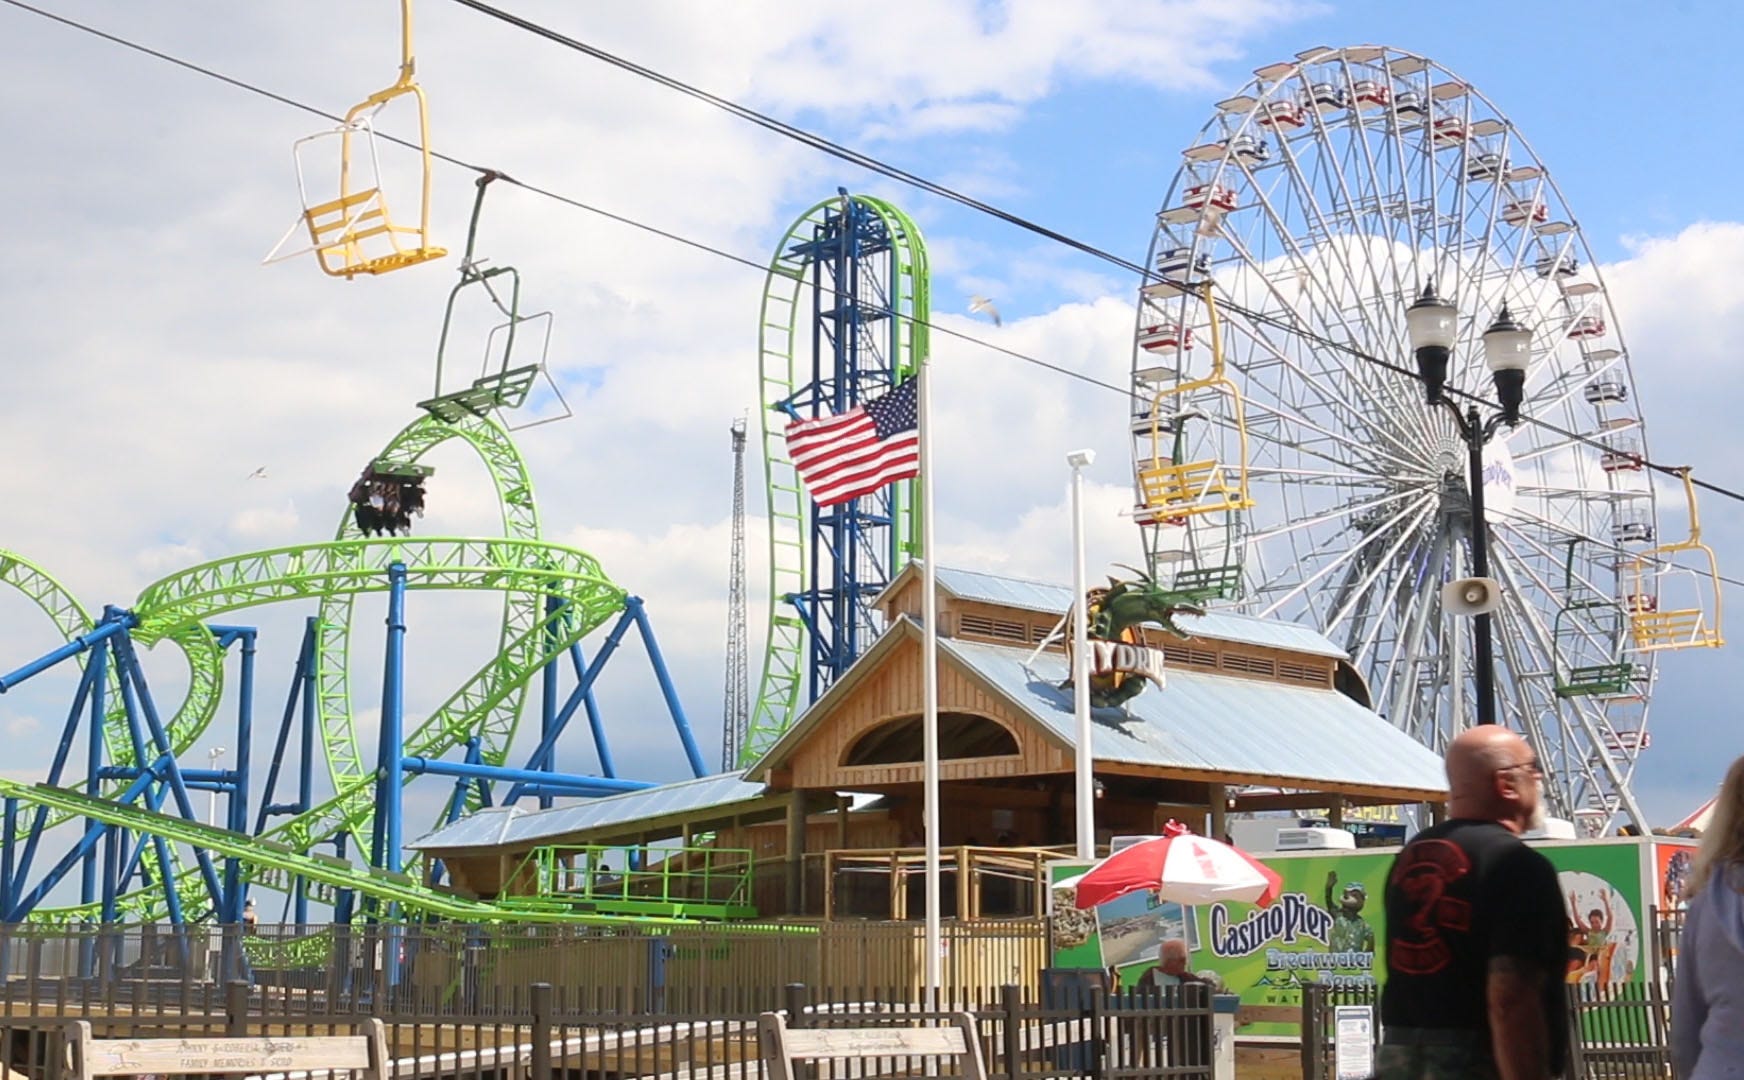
[{"xmin": 1208, "ymin": 892, "xmax": 1376, "ymax": 987}]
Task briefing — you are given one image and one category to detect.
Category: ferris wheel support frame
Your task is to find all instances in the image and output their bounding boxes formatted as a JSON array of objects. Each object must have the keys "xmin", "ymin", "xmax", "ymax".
[{"xmin": 1136, "ymin": 44, "xmax": 1674, "ymax": 832}]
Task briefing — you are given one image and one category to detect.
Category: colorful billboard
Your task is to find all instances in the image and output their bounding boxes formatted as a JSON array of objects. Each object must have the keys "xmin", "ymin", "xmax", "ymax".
[{"xmin": 1048, "ymin": 836, "xmax": 1671, "ymax": 1036}]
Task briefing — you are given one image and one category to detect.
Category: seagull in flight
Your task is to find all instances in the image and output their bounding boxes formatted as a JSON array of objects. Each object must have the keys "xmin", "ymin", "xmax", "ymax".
[
  {"xmin": 245, "ymin": 466, "xmax": 268, "ymax": 480},
  {"xmin": 968, "ymin": 295, "xmax": 1002, "ymax": 326}
]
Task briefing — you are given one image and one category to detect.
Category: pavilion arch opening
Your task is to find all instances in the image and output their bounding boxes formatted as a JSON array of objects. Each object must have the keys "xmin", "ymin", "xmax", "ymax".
[{"xmin": 841, "ymin": 711, "xmax": 1019, "ymax": 766}]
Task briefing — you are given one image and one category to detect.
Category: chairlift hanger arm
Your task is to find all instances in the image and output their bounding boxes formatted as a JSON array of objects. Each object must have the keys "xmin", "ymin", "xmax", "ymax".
[{"xmin": 396, "ymin": 0, "xmax": 416, "ymax": 86}]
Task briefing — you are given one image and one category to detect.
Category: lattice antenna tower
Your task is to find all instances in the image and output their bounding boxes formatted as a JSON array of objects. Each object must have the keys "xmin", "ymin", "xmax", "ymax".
[{"xmin": 722, "ymin": 416, "xmax": 750, "ymax": 770}]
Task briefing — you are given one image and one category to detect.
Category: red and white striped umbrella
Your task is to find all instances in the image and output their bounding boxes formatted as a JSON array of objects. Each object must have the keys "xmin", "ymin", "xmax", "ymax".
[{"xmin": 1073, "ymin": 820, "xmax": 1283, "ymax": 909}]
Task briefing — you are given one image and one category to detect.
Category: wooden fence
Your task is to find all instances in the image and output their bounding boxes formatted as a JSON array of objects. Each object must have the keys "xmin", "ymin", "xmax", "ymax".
[{"xmin": 0, "ymin": 971, "xmax": 1214, "ymax": 1080}]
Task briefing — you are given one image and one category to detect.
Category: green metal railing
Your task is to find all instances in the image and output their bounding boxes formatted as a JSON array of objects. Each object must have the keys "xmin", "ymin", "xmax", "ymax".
[{"xmin": 509, "ymin": 843, "xmax": 758, "ymax": 920}]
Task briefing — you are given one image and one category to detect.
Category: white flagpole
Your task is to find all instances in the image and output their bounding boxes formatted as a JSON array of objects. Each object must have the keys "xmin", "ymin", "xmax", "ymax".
[
  {"xmin": 919, "ymin": 362, "xmax": 943, "ymax": 1006},
  {"xmin": 1067, "ymin": 450, "xmax": 1095, "ymax": 859}
]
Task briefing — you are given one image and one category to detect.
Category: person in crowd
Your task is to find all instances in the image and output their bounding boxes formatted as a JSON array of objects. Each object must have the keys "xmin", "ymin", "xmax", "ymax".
[
  {"xmin": 1673, "ymin": 753, "xmax": 1744, "ymax": 1080},
  {"xmin": 1138, "ymin": 938, "xmax": 1207, "ymax": 991},
  {"xmin": 1378, "ymin": 726, "xmax": 1567, "ymax": 1080}
]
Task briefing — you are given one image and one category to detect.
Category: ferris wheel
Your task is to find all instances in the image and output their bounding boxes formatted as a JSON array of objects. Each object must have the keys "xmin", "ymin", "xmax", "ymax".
[{"xmin": 1129, "ymin": 45, "xmax": 1720, "ymax": 833}]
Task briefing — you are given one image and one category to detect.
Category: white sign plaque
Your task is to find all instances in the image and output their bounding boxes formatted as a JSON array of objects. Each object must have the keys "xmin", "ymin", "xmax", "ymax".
[{"xmin": 1333, "ymin": 1005, "xmax": 1374, "ymax": 1080}]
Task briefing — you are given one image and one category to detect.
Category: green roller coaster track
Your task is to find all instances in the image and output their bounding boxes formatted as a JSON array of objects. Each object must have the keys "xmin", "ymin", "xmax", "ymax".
[
  {"xmin": 0, "ymin": 780, "xmax": 692, "ymax": 925},
  {"xmin": 2, "ymin": 413, "xmax": 660, "ymax": 926},
  {"xmin": 746, "ymin": 194, "xmax": 929, "ymax": 767},
  {"xmin": 314, "ymin": 412, "xmax": 542, "ymax": 852},
  {"xmin": 1, "ymin": 552, "xmax": 225, "ymax": 782}
]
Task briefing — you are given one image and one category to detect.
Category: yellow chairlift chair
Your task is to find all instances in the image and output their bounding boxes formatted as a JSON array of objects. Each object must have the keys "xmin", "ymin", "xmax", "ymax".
[
  {"xmin": 1132, "ymin": 285, "xmax": 1253, "ymax": 603},
  {"xmin": 1134, "ymin": 285, "xmax": 1254, "ymax": 522},
  {"xmin": 1625, "ymin": 468, "xmax": 1724, "ymax": 652},
  {"xmin": 264, "ymin": 0, "xmax": 446, "ymax": 279}
]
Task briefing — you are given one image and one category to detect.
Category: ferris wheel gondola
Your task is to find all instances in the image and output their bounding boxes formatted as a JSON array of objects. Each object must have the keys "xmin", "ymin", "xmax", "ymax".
[{"xmin": 1133, "ymin": 45, "xmax": 1704, "ymax": 833}]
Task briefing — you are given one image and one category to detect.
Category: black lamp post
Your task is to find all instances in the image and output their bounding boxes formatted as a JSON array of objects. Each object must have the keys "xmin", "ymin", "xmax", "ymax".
[{"xmin": 1405, "ymin": 281, "xmax": 1533, "ymax": 727}]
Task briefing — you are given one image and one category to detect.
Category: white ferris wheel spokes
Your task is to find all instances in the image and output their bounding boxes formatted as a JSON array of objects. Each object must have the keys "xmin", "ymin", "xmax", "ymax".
[{"xmin": 1131, "ymin": 45, "xmax": 1673, "ymax": 833}]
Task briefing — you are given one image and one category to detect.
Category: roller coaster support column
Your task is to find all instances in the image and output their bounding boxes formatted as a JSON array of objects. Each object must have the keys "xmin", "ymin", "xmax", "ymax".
[
  {"xmin": 255, "ymin": 619, "xmax": 317, "ymax": 923},
  {"xmin": 78, "ymin": 641, "xmax": 108, "ymax": 978},
  {"xmin": 505, "ymin": 610, "xmax": 642, "ymax": 803},
  {"xmin": 111, "ymin": 617, "xmax": 226, "ymax": 909},
  {"xmin": 371, "ymin": 563, "xmax": 409, "ymax": 876},
  {"xmin": 578, "ymin": 638, "xmax": 614, "ymax": 777},
  {"xmin": 9, "ymin": 636, "xmax": 112, "ymax": 913},
  {"xmin": 1, "ymin": 796, "xmax": 15, "ymax": 913},
  {"xmin": 211, "ymin": 626, "xmax": 255, "ymax": 980},
  {"xmin": 80, "ymin": 641, "xmax": 108, "ymax": 910},
  {"xmin": 402, "ymin": 758, "xmax": 651, "ymax": 794},
  {"xmin": 628, "ymin": 597, "xmax": 707, "ymax": 778},
  {"xmin": 210, "ymin": 627, "xmax": 256, "ymax": 921},
  {"xmin": 541, "ymin": 594, "xmax": 562, "ymax": 808},
  {"xmin": 0, "ymin": 616, "xmax": 131, "ymax": 693}
]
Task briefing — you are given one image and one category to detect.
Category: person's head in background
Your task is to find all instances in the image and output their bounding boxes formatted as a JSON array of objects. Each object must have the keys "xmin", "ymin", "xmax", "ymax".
[{"xmin": 1690, "ymin": 754, "xmax": 1744, "ymax": 894}]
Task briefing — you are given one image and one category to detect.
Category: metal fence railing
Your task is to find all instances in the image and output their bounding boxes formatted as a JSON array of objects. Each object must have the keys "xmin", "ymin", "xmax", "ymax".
[
  {"xmin": 0, "ymin": 909, "xmax": 1697, "ymax": 1080},
  {"xmin": 1299, "ymin": 915, "xmax": 1685, "ymax": 1080},
  {"xmin": 1299, "ymin": 982, "xmax": 1380, "ymax": 1080}
]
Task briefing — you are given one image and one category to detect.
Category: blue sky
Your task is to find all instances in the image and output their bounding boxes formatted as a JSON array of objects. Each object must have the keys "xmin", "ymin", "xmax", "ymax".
[{"xmin": 1, "ymin": 0, "xmax": 1740, "ymax": 910}]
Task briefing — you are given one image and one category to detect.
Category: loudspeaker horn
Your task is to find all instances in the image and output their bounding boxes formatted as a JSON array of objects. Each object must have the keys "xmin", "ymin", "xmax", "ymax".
[{"xmin": 1441, "ymin": 577, "xmax": 1501, "ymax": 617}]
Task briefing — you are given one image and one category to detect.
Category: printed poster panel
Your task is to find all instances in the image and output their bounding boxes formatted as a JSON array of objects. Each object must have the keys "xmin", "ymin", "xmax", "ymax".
[
  {"xmin": 1050, "ymin": 839, "xmax": 1655, "ymax": 1037},
  {"xmin": 1653, "ymin": 839, "xmax": 1696, "ymax": 914},
  {"xmin": 1046, "ymin": 861, "xmax": 1196, "ymax": 989}
]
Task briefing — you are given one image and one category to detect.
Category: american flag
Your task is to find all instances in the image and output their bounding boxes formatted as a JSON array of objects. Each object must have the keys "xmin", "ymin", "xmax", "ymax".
[{"xmin": 784, "ymin": 377, "xmax": 921, "ymax": 507}]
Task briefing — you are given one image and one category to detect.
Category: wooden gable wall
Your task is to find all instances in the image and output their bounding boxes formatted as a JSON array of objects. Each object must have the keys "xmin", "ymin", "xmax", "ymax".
[{"xmin": 784, "ymin": 635, "xmax": 1070, "ymax": 790}]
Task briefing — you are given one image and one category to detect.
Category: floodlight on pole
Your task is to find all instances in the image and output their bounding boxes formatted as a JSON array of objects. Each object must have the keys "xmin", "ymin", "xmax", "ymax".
[
  {"xmin": 1482, "ymin": 303, "xmax": 1532, "ymax": 425},
  {"xmin": 1405, "ymin": 284, "xmax": 1536, "ymax": 728},
  {"xmin": 207, "ymin": 746, "xmax": 227, "ymax": 827},
  {"xmin": 1405, "ymin": 280, "xmax": 1458, "ymax": 405}
]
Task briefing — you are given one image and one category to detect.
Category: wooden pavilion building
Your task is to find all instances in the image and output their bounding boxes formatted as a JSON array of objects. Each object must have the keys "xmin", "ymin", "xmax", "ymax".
[{"xmin": 410, "ymin": 566, "xmax": 1449, "ymax": 922}]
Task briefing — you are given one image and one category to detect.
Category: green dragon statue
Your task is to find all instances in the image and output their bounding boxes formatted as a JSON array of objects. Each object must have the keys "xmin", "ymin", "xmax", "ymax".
[{"xmin": 1072, "ymin": 566, "xmax": 1206, "ymax": 709}]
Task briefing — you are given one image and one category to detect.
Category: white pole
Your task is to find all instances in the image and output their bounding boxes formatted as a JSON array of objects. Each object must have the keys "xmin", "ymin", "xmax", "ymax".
[
  {"xmin": 1067, "ymin": 451, "xmax": 1095, "ymax": 860},
  {"xmin": 207, "ymin": 746, "xmax": 226, "ymax": 827},
  {"xmin": 920, "ymin": 363, "xmax": 943, "ymax": 1006}
]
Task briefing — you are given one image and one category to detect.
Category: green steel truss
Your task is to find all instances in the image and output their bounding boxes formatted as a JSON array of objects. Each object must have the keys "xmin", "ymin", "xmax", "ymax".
[
  {"xmin": 3, "ymin": 411, "xmax": 642, "ymax": 926},
  {"xmin": 746, "ymin": 194, "xmax": 929, "ymax": 767}
]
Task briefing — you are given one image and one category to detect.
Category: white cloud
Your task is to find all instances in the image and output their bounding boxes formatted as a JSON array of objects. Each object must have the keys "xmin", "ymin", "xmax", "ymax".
[
  {"xmin": 22, "ymin": 0, "xmax": 1733, "ymax": 852},
  {"xmin": 229, "ymin": 501, "xmax": 301, "ymax": 540}
]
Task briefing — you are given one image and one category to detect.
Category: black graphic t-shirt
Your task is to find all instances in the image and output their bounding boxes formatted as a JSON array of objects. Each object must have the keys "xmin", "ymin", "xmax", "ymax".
[{"xmin": 1381, "ymin": 820, "xmax": 1567, "ymax": 1066}]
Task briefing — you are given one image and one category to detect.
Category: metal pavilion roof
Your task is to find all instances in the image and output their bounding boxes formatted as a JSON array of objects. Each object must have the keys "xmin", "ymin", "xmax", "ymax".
[
  {"xmin": 407, "ymin": 770, "xmax": 770, "ymax": 852},
  {"xmin": 939, "ymin": 634, "xmax": 1447, "ymax": 796},
  {"xmin": 907, "ymin": 565, "xmax": 1352, "ymax": 660}
]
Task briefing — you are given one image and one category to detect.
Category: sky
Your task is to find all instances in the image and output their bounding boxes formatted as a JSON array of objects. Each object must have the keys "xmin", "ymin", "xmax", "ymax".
[{"xmin": 2, "ymin": 0, "xmax": 1741, "ymax": 878}]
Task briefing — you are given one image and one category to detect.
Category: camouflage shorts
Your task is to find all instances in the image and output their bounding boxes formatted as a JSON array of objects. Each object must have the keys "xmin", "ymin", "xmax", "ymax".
[{"xmin": 1376, "ymin": 1030, "xmax": 1497, "ymax": 1080}]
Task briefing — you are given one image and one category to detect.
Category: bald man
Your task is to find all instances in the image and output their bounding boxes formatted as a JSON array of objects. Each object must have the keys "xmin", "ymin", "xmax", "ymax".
[
  {"xmin": 1139, "ymin": 938, "xmax": 1207, "ymax": 990},
  {"xmin": 1379, "ymin": 726, "xmax": 1567, "ymax": 1080}
]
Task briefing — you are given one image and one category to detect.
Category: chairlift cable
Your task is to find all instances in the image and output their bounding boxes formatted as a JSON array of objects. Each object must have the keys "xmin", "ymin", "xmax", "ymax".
[{"xmin": 5, "ymin": 0, "xmax": 1744, "ymax": 519}]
